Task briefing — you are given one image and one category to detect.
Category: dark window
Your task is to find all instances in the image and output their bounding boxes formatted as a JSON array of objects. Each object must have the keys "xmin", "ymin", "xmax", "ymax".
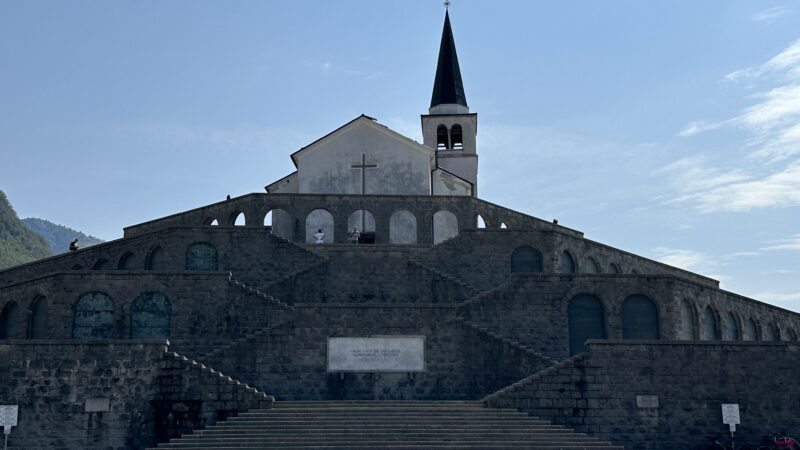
[
  {"xmin": 185, "ymin": 243, "xmax": 219, "ymax": 271},
  {"xmin": 678, "ymin": 299, "xmax": 696, "ymax": 340},
  {"xmin": 568, "ymin": 294, "xmax": 606, "ymax": 355},
  {"xmin": 511, "ymin": 246, "xmax": 543, "ymax": 273},
  {"xmin": 131, "ymin": 292, "xmax": 171, "ymax": 339},
  {"xmin": 610, "ymin": 264, "xmax": 621, "ymax": 273},
  {"xmin": 744, "ymin": 318, "xmax": 758, "ymax": 341},
  {"xmin": 144, "ymin": 247, "xmax": 164, "ymax": 270},
  {"xmin": 72, "ymin": 292, "xmax": 114, "ymax": 339},
  {"xmin": 0, "ymin": 302, "xmax": 22, "ymax": 339},
  {"xmin": 765, "ymin": 323, "xmax": 779, "ymax": 341},
  {"xmin": 702, "ymin": 307, "xmax": 718, "ymax": 340},
  {"xmin": 28, "ymin": 296, "xmax": 48, "ymax": 339},
  {"xmin": 436, "ymin": 125, "xmax": 449, "ymax": 150},
  {"xmin": 451, "ymin": 124, "xmax": 463, "ymax": 150},
  {"xmin": 92, "ymin": 259, "xmax": 109, "ymax": 270},
  {"xmin": 560, "ymin": 251, "xmax": 575, "ymax": 273},
  {"xmin": 621, "ymin": 294, "xmax": 659, "ymax": 339}
]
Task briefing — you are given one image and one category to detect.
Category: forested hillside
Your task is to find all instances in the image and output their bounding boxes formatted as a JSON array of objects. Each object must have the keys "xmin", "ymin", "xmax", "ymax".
[
  {"xmin": 22, "ymin": 218, "xmax": 104, "ymax": 254},
  {"xmin": 0, "ymin": 191, "xmax": 53, "ymax": 270}
]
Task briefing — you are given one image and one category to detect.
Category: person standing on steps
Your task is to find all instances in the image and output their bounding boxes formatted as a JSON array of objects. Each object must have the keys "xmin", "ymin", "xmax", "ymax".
[{"xmin": 313, "ymin": 229, "xmax": 326, "ymax": 244}]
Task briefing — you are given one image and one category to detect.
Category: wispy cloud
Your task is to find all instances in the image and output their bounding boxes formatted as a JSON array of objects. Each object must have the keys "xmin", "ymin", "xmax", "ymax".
[
  {"xmin": 751, "ymin": 6, "xmax": 792, "ymax": 26},
  {"xmin": 761, "ymin": 232, "xmax": 800, "ymax": 251},
  {"xmin": 315, "ymin": 61, "xmax": 383, "ymax": 80},
  {"xmin": 651, "ymin": 247, "xmax": 713, "ymax": 273},
  {"xmin": 669, "ymin": 39, "xmax": 800, "ymax": 212},
  {"xmin": 748, "ymin": 290, "xmax": 800, "ymax": 308}
]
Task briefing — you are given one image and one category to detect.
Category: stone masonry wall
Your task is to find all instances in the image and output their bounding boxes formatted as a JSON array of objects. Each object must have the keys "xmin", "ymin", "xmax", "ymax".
[
  {"xmin": 0, "ymin": 340, "xmax": 164, "ymax": 450},
  {"xmin": 485, "ymin": 340, "xmax": 800, "ymax": 450},
  {"xmin": 198, "ymin": 305, "xmax": 552, "ymax": 401}
]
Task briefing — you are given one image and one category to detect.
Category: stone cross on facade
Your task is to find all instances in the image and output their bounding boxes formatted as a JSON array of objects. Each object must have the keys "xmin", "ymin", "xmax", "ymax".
[{"xmin": 350, "ymin": 153, "xmax": 378, "ymax": 195}]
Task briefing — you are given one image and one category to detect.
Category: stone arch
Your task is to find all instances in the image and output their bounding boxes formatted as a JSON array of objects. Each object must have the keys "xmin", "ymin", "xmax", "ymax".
[
  {"xmin": 230, "ymin": 211, "xmax": 246, "ymax": 226},
  {"xmin": 764, "ymin": 322, "xmax": 779, "ymax": 341},
  {"xmin": 559, "ymin": 250, "xmax": 576, "ymax": 274},
  {"xmin": 265, "ymin": 208, "xmax": 293, "ymax": 241},
  {"xmin": 117, "ymin": 251, "xmax": 136, "ymax": 270},
  {"xmin": 72, "ymin": 292, "xmax": 114, "ymax": 339},
  {"xmin": 511, "ymin": 246, "xmax": 543, "ymax": 273},
  {"xmin": 390, "ymin": 210, "xmax": 418, "ymax": 245},
  {"xmin": 451, "ymin": 124, "xmax": 463, "ymax": 150},
  {"xmin": 787, "ymin": 328, "xmax": 798, "ymax": 341},
  {"xmin": 348, "ymin": 210, "xmax": 376, "ymax": 233},
  {"xmin": 436, "ymin": 124, "xmax": 448, "ymax": 150},
  {"xmin": 584, "ymin": 258, "xmax": 600, "ymax": 274},
  {"xmin": 678, "ymin": 299, "xmax": 698, "ymax": 340},
  {"xmin": 475, "ymin": 214, "xmax": 486, "ymax": 229},
  {"xmin": 0, "ymin": 301, "xmax": 23, "ymax": 339},
  {"xmin": 432, "ymin": 210, "xmax": 458, "ymax": 244},
  {"xmin": 722, "ymin": 312, "xmax": 740, "ymax": 341},
  {"xmin": 131, "ymin": 292, "xmax": 171, "ymax": 339},
  {"xmin": 92, "ymin": 258, "xmax": 109, "ymax": 270},
  {"xmin": 743, "ymin": 318, "xmax": 759, "ymax": 341},
  {"xmin": 28, "ymin": 296, "xmax": 48, "ymax": 339},
  {"xmin": 621, "ymin": 294, "xmax": 659, "ymax": 339},
  {"xmin": 144, "ymin": 246, "xmax": 165, "ymax": 270},
  {"xmin": 202, "ymin": 217, "xmax": 218, "ymax": 226},
  {"xmin": 500, "ymin": 222, "xmax": 508, "ymax": 229},
  {"xmin": 609, "ymin": 263, "xmax": 621, "ymax": 274},
  {"xmin": 702, "ymin": 306, "xmax": 719, "ymax": 341},
  {"xmin": 568, "ymin": 294, "xmax": 606, "ymax": 355},
  {"xmin": 185, "ymin": 243, "xmax": 219, "ymax": 270},
  {"xmin": 306, "ymin": 209, "xmax": 334, "ymax": 243}
]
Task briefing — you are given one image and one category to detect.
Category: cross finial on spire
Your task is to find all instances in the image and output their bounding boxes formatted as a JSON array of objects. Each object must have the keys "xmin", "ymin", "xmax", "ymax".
[{"xmin": 443, "ymin": 0, "xmax": 451, "ymax": 9}]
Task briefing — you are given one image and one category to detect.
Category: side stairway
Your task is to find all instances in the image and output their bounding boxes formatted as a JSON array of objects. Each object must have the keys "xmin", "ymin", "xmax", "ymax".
[{"xmin": 151, "ymin": 401, "xmax": 622, "ymax": 449}]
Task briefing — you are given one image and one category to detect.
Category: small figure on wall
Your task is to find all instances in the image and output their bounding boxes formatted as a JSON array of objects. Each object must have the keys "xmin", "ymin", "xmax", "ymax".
[
  {"xmin": 349, "ymin": 226, "xmax": 360, "ymax": 244},
  {"xmin": 69, "ymin": 238, "xmax": 79, "ymax": 252},
  {"xmin": 313, "ymin": 229, "xmax": 326, "ymax": 244}
]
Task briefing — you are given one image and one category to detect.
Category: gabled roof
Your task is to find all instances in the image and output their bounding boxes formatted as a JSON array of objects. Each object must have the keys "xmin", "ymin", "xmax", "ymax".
[
  {"xmin": 430, "ymin": 11, "xmax": 467, "ymax": 109},
  {"xmin": 289, "ymin": 114, "xmax": 434, "ymax": 167}
]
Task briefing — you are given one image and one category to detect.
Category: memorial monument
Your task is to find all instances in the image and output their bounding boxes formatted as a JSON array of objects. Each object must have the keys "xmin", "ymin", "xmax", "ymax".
[{"xmin": 1, "ymin": 8, "xmax": 799, "ymax": 450}]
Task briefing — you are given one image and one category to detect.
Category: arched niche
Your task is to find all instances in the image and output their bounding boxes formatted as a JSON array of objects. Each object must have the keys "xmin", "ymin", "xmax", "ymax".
[
  {"xmin": 432, "ymin": 211, "xmax": 458, "ymax": 245},
  {"xmin": 451, "ymin": 124, "xmax": 463, "ymax": 150},
  {"xmin": 390, "ymin": 210, "xmax": 417, "ymax": 245},
  {"xmin": 609, "ymin": 263, "xmax": 621, "ymax": 274},
  {"xmin": 764, "ymin": 323, "xmax": 779, "ymax": 341},
  {"xmin": 117, "ymin": 252, "xmax": 136, "ymax": 270},
  {"xmin": 0, "ymin": 302, "xmax": 22, "ymax": 339},
  {"xmin": 436, "ymin": 124, "xmax": 448, "ymax": 150},
  {"xmin": 92, "ymin": 258, "xmax": 109, "ymax": 270},
  {"xmin": 72, "ymin": 292, "xmax": 114, "ymax": 340},
  {"xmin": 743, "ymin": 318, "xmax": 758, "ymax": 341},
  {"xmin": 702, "ymin": 307, "xmax": 718, "ymax": 341},
  {"xmin": 621, "ymin": 294, "xmax": 659, "ymax": 339},
  {"xmin": 568, "ymin": 294, "xmax": 606, "ymax": 355},
  {"xmin": 510, "ymin": 246, "xmax": 543, "ymax": 273},
  {"xmin": 131, "ymin": 292, "xmax": 171, "ymax": 339},
  {"xmin": 144, "ymin": 247, "xmax": 165, "ymax": 270},
  {"xmin": 560, "ymin": 251, "xmax": 576, "ymax": 274},
  {"xmin": 306, "ymin": 209, "xmax": 334, "ymax": 244},
  {"xmin": 584, "ymin": 258, "xmax": 599, "ymax": 274},
  {"xmin": 185, "ymin": 243, "xmax": 219, "ymax": 271},
  {"xmin": 678, "ymin": 299, "xmax": 697, "ymax": 340},
  {"xmin": 265, "ymin": 209, "xmax": 293, "ymax": 241},
  {"xmin": 722, "ymin": 312, "xmax": 739, "ymax": 341},
  {"xmin": 28, "ymin": 296, "xmax": 48, "ymax": 339}
]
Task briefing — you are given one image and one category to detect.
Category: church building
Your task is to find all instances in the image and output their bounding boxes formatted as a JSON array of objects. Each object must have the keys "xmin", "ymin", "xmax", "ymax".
[{"xmin": 1, "ymin": 10, "xmax": 799, "ymax": 450}]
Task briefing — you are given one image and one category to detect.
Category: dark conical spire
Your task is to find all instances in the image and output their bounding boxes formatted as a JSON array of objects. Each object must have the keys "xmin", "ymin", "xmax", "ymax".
[{"xmin": 430, "ymin": 11, "xmax": 468, "ymax": 109}]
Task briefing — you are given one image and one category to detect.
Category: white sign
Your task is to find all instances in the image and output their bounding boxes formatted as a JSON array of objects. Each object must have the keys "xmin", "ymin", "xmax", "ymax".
[
  {"xmin": 328, "ymin": 336, "xmax": 425, "ymax": 372},
  {"xmin": 722, "ymin": 403, "xmax": 740, "ymax": 432},
  {"xmin": 0, "ymin": 405, "xmax": 18, "ymax": 433}
]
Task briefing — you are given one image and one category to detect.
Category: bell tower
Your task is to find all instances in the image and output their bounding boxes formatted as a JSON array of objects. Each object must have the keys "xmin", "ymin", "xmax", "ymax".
[{"xmin": 422, "ymin": 10, "xmax": 478, "ymax": 195}]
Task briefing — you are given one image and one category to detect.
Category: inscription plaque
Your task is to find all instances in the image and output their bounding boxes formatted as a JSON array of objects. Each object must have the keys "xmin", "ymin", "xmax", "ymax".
[{"xmin": 328, "ymin": 336, "xmax": 425, "ymax": 372}]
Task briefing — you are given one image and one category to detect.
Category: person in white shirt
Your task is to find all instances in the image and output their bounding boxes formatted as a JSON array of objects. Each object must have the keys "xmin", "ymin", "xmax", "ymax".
[
  {"xmin": 313, "ymin": 229, "xmax": 326, "ymax": 244},
  {"xmin": 348, "ymin": 226, "xmax": 360, "ymax": 244}
]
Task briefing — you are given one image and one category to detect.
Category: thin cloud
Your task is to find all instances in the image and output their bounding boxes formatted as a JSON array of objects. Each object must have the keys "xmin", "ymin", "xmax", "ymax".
[
  {"xmin": 761, "ymin": 233, "xmax": 800, "ymax": 251},
  {"xmin": 751, "ymin": 6, "xmax": 791, "ymax": 26},
  {"xmin": 669, "ymin": 39, "xmax": 800, "ymax": 212}
]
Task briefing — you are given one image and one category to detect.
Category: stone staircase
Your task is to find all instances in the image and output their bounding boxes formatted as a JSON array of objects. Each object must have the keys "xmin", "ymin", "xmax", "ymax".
[{"xmin": 151, "ymin": 401, "xmax": 622, "ymax": 449}]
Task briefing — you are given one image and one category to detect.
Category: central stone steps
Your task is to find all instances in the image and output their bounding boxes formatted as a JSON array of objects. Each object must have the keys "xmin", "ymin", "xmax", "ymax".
[{"xmin": 151, "ymin": 401, "xmax": 622, "ymax": 450}]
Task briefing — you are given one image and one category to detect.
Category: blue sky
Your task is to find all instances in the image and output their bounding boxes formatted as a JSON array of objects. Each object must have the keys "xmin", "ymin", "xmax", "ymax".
[{"xmin": 1, "ymin": 1, "xmax": 799, "ymax": 310}]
